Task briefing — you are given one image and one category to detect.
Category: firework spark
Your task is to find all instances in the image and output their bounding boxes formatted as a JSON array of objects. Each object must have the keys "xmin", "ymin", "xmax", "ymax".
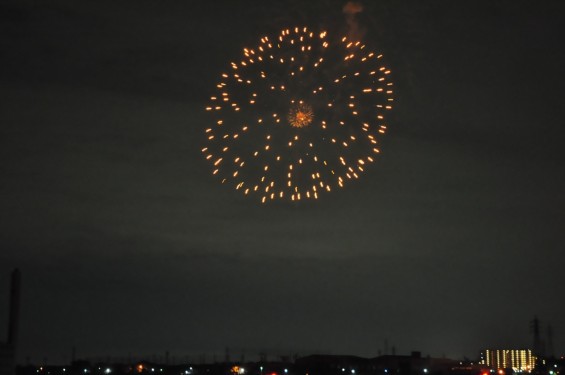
[
  {"xmin": 288, "ymin": 102, "xmax": 314, "ymax": 128},
  {"xmin": 204, "ymin": 27, "xmax": 394, "ymax": 203}
]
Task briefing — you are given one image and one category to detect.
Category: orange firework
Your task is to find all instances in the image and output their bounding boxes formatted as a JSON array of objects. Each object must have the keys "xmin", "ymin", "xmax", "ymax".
[
  {"xmin": 288, "ymin": 102, "xmax": 314, "ymax": 128},
  {"xmin": 204, "ymin": 27, "xmax": 394, "ymax": 203}
]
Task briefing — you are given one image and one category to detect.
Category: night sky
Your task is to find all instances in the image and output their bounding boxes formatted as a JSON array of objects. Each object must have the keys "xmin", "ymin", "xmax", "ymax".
[{"xmin": 1, "ymin": 0, "xmax": 564, "ymax": 365}]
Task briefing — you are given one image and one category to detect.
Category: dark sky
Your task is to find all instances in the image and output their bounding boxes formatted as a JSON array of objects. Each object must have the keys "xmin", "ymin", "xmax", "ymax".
[{"xmin": 1, "ymin": 0, "xmax": 564, "ymax": 365}]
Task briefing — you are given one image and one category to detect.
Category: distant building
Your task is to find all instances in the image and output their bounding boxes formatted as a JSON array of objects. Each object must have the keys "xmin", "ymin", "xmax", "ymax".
[
  {"xmin": 479, "ymin": 349, "xmax": 535, "ymax": 372},
  {"xmin": 295, "ymin": 352, "xmax": 460, "ymax": 375},
  {"xmin": 295, "ymin": 354, "xmax": 370, "ymax": 374},
  {"xmin": 371, "ymin": 352, "xmax": 458, "ymax": 375}
]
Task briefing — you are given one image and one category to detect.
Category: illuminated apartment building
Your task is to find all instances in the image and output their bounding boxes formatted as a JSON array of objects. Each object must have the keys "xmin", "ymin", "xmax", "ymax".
[{"xmin": 479, "ymin": 349, "xmax": 536, "ymax": 372}]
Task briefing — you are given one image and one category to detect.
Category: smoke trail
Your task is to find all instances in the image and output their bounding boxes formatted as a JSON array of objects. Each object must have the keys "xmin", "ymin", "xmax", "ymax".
[{"xmin": 343, "ymin": 1, "xmax": 365, "ymax": 40}]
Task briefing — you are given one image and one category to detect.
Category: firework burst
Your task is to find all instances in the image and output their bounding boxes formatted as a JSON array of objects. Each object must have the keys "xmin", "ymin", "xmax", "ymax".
[
  {"xmin": 204, "ymin": 26, "xmax": 394, "ymax": 203},
  {"xmin": 288, "ymin": 102, "xmax": 314, "ymax": 128}
]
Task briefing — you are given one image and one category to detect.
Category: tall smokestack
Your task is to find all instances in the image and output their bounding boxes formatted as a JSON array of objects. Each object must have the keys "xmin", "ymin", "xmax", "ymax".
[
  {"xmin": 7, "ymin": 269, "xmax": 21, "ymax": 350},
  {"xmin": 530, "ymin": 316, "xmax": 541, "ymax": 356}
]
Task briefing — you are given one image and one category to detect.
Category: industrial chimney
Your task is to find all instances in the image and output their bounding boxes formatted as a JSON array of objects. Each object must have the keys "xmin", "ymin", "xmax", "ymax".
[{"xmin": 1, "ymin": 269, "xmax": 21, "ymax": 375}]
